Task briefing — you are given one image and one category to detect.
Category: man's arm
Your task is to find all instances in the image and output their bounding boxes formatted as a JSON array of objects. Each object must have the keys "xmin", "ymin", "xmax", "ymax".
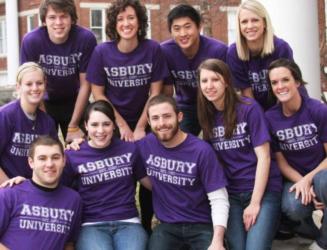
[
  {"xmin": 207, "ymin": 188, "xmax": 229, "ymax": 250},
  {"xmin": 0, "ymin": 169, "xmax": 9, "ymax": 185},
  {"xmin": 65, "ymin": 73, "xmax": 91, "ymax": 142}
]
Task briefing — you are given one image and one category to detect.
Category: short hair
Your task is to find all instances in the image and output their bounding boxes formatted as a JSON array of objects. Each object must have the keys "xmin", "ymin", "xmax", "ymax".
[
  {"xmin": 167, "ymin": 4, "xmax": 201, "ymax": 32},
  {"xmin": 16, "ymin": 62, "xmax": 46, "ymax": 85},
  {"xmin": 268, "ymin": 58, "xmax": 307, "ymax": 86},
  {"xmin": 39, "ymin": 0, "xmax": 78, "ymax": 24},
  {"xmin": 147, "ymin": 94, "xmax": 179, "ymax": 117},
  {"xmin": 28, "ymin": 135, "xmax": 64, "ymax": 159},
  {"xmin": 106, "ymin": 0, "xmax": 148, "ymax": 41},
  {"xmin": 235, "ymin": 0, "xmax": 274, "ymax": 61}
]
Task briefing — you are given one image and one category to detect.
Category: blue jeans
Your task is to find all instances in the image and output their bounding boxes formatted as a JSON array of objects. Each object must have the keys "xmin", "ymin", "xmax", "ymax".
[
  {"xmin": 76, "ymin": 221, "xmax": 148, "ymax": 250},
  {"xmin": 179, "ymin": 106, "xmax": 201, "ymax": 136},
  {"xmin": 282, "ymin": 170, "xmax": 327, "ymax": 249},
  {"xmin": 148, "ymin": 223, "xmax": 212, "ymax": 250},
  {"xmin": 226, "ymin": 191, "xmax": 281, "ymax": 250}
]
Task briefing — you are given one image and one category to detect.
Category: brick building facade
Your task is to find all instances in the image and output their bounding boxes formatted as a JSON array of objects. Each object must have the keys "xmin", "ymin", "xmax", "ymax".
[{"xmin": 0, "ymin": 0, "xmax": 326, "ymax": 91}]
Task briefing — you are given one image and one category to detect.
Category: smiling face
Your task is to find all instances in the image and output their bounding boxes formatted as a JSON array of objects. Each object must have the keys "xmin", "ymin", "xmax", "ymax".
[
  {"xmin": 85, "ymin": 110, "xmax": 115, "ymax": 149},
  {"xmin": 170, "ymin": 17, "xmax": 201, "ymax": 57},
  {"xmin": 29, "ymin": 145, "xmax": 65, "ymax": 188},
  {"xmin": 44, "ymin": 5, "xmax": 72, "ymax": 44},
  {"xmin": 199, "ymin": 68, "xmax": 226, "ymax": 109},
  {"xmin": 148, "ymin": 102, "xmax": 183, "ymax": 146},
  {"xmin": 17, "ymin": 68, "xmax": 46, "ymax": 107},
  {"xmin": 269, "ymin": 66, "xmax": 301, "ymax": 104},
  {"xmin": 116, "ymin": 5, "xmax": 139, "ymax": 42},
  {"xmin": 239, "ymin": 8, "xmax": 265, "ymax": 45}
]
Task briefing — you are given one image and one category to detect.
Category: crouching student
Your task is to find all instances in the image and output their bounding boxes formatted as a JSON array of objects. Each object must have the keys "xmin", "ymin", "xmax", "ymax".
[
  {"xmin": 197, "ymin": 59, "xmax": 282, "ymax": 250},
  {"xmin": 266, "ymin": 59, "xmax": 327, "ymax": 250},
  {"xmin": 137, "ymin": 95, "xmax": 229, "ymax": 250},
  {"xmin": 0, "ymin": 136, "xmax": 82, "ymax": 250}
]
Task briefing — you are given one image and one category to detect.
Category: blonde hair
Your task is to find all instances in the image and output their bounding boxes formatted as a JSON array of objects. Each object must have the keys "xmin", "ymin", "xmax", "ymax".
[
  {"xmin": 235, "ymin": 0, "xmax": 274, "ymax": 61},
  {"xmin": 16, "ymin": 62, "xmax": 46, "ymax": 85}
]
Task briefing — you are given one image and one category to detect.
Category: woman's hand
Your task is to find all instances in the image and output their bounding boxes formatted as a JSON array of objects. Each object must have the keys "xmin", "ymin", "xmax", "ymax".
[
  {"xmin": 0, "ymin": 176, "xmax": 26, "ymax": 188},
  {"xmin": 289, "ymin": 176, "xmax": 313, "ymax": 205},
  {"xmin": 243, "ymin": 202, "xmax": 261, "ymax": 231}
]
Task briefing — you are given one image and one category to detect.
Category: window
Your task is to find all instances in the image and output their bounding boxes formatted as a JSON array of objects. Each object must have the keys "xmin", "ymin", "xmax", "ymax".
[
  {"xmin": 220, "ymin": 6, "xmax": 238, "ymax": 45},
  {"xmin": 145, "ymin": 4, "xmax": 160, "ymax": 39},
  {"xmin": 0, "ymin": 18, "xmax": 6, "ymax": 56},
  {"xmin": 90, "ymin": 9, "xmax": 106, "ymax": 43},
  {"xmin": 27, "ymin": 14, "xmax": 39, "ymax": 32}
]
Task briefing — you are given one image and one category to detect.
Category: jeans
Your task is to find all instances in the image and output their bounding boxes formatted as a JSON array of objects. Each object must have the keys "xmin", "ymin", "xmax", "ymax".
[
  {"xmin": 179, "ymin": 106, "xmax": 201, "ymax": 136},
  {"xmin": 282, "ymin": 170, "xmax": 327, "ymax": 249},
  {"xmin": 226, "ymin": 191, "xmax": 281, "ymax": 250},
  {"xmin": 76, "ymin": 221, "xmax": 148, "ymax": 250},
  {"xmin": 148, "ymin": 223, "xmax": 213, "ymax": 250}
]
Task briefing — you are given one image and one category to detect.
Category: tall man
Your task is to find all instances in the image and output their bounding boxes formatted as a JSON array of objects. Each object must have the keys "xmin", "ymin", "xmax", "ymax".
[
  {"xmin": 161, "ymin": 4, "xmax": 227, "ymax": 135},
  {"xmin": 137, "ymin": 95, "xmax": 229, "ymax": 250},
  {"xmin": 0, "ymin": 136, "xmax": 82, "ymax": 250},
  {"xmin": 20, "ymin": 0, "xmax": 97, "ymax": 142}
]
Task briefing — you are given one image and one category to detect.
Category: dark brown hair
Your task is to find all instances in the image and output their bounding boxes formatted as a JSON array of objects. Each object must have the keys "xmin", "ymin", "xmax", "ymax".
[
  {"xmin": 147, "ymin": 94, "xmax": 179, "ymax": 117},
  {"xmin": 28, "ymin": 135, "xmax": 64, "ymax": 158},
  {"xmin": 106, "ymin": 0, "xmax": 148, "ymax": 41},
  {"xmin": 197, "ymin": 59, "xmax": 241, "ymax": 140},
  {"xmin": 39, "ymin": 0, "xmax": 78, "ymax": 24}
]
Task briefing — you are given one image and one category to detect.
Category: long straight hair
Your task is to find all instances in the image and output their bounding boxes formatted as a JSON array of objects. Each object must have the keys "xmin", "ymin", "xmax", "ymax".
[
  {"xmin": 197, "ymin": 59, "xmax": 241, "ymax": 140},
  {"xmin": 236, "ymin": 0, "xmax": 275, "ymax": 61}
]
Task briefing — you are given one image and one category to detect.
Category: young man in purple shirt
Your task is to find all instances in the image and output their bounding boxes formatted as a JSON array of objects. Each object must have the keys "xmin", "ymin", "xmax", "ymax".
[
  {"xmin": 20, "ymin": 0, "xmax": 97, "ymax": 142},
  {"xmin": 161, "ymin": 4, "xmax": 227, "ymax": 136},
  {"xmin": 0, "ymin": 136, "xmax": 82, "ymax": 250},
  {"xmin": 137, "ymin": 95, "xmax": 229, "ymax": 250}
]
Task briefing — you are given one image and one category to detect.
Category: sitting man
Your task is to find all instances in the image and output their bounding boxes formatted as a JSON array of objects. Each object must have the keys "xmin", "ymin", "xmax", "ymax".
[{"xmin": 0, "ymin": 136, "xmax": 82, "ymax": 250}]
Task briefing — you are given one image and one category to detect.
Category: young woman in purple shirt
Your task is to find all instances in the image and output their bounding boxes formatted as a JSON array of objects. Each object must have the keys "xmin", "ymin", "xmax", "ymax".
[
  {"xmin": 63, "ymin": 100, "xmax": 151, "ymax": 250},
  {"xmin": 227, "ymin": 0, "xmax": 294, "ymax": 110},
  {"xmin": 197, "ymin": 59, "xmax": 282, "ymax": 250},
  {"xmin": 0, "ymin": 62, "xmax": 57, "ymax": 184},
  {"xmin": 266, "ymin": 59, "xmax": 327, "ymax": 250}
]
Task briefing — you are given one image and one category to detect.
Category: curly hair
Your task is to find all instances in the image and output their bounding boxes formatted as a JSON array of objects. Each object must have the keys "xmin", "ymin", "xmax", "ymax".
[{"xmin": 106, "ymin": 0, "xmax": 148, "ymax": 41}]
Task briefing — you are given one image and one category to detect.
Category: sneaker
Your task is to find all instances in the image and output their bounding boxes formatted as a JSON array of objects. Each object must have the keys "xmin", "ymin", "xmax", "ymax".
[{"xmin": 307, "ymin": 241, "xmax": 326, "ymax": 250}]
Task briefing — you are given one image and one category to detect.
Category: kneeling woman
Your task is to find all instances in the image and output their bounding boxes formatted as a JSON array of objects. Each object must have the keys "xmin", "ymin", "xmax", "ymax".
[
  {"xmin": 64, "ymin": 100, "xmax": 151, "ymax": 250},
  {"xmin": 266, "ymin": 59, "xmax": 327, "ymax": 250},
  {"xmin": 197, "ymin": 59, "xmax": 282, "ymax": 250},
  {"xmin": 0, "ymin": 62, "xmax": 57, "ymax": 183}
]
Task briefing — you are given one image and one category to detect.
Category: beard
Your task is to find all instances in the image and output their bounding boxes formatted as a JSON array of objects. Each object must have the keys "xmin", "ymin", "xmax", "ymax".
[{"xmin": 152, "ymin": 121, "xmax": 179, "ymax": 143}]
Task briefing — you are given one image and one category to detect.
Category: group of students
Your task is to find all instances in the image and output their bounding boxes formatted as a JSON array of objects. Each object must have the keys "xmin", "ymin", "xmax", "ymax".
[{"xmin": 0, "ymin": 0, "xmax": 326, "ymax": 250}]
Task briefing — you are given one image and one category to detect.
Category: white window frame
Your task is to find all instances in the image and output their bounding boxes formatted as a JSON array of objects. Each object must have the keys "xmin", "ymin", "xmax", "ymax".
[
  {"xmin": 90, "ymin": 8, "xmax": 106, "ymax": 43},
  {"xmin": 220, "ymin": 6, "xmax": 238, "ymax": 45},
  {"xmin": 0, "ymin": 17, "xmax": 6, "ymax": 57},
  {"xmin": 145, "ymin": 4, "xmax": 160, "ymax": 39}
]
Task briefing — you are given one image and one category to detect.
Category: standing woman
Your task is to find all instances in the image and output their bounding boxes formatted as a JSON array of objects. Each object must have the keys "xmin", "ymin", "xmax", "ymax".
[
  {"xmin": 266, "ymin": 59, "xmax": 327, "ymax": 250},
  {"xmin": 86, "ymin": 0, "xmax": 166, "ymax": 233},
  {"xmin": 0, "ymin": 62, "xmax": 57, "ymax": 183},
  {"xmin": 197, "ymin": 59, "xmax": 282, "ymax": 250},
  {"xmin": 87, "ymin": 0, "xmax": 168, "ymax": 142},
  {"xmin": 227, "ymin": 0, "xmax": 294, "ymax": 110},
  {"xmin": 64, "ymin": 100, "xmax": 151, "ymax": 250}
]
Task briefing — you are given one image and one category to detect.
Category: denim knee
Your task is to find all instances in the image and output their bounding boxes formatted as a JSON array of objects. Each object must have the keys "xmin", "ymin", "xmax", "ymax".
[
  {"xmin": 313, "ymin": 170, "xmax": 327, "ymax": 205},
  {"xmin": 281, "ymin": 182, "xmax": 313, "ymax": 221}
]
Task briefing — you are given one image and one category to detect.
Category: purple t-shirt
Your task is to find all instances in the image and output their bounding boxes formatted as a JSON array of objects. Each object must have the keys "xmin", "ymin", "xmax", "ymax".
[
  {"xmin": 227, "ymin": 36, "xmax": 293, "ymax": 110},
  {"xmin": 87, "ymin": 39, "xmax": 169, "ymax": 124},
  {"xmin": 161, "ymin": 35, "xmax": 227, "ymax": 108},
  {"xmin": 64, "ymin": 138, "xmax": 146, "ymax": 223},
  {"xmin": 0, "ymin": 100, "xmax": 57, "ymax": 178},
  {"xmin": 137, "ymin": 133, "xmax": 227, "ymax": 224},
  {"xmin": 209, "ymin": 97, "xmax": 282, "ymax": 193},
  {"xmin": 20, "ymin": 25, "xmax": 97, "ymax": 102},
  {"xmin": 265, "ymin": 96, "xmax": 327, "ymax": 176},
  {"xmin": 0, "ymin": 180, "xmax": 82, "ymax": 250}
]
